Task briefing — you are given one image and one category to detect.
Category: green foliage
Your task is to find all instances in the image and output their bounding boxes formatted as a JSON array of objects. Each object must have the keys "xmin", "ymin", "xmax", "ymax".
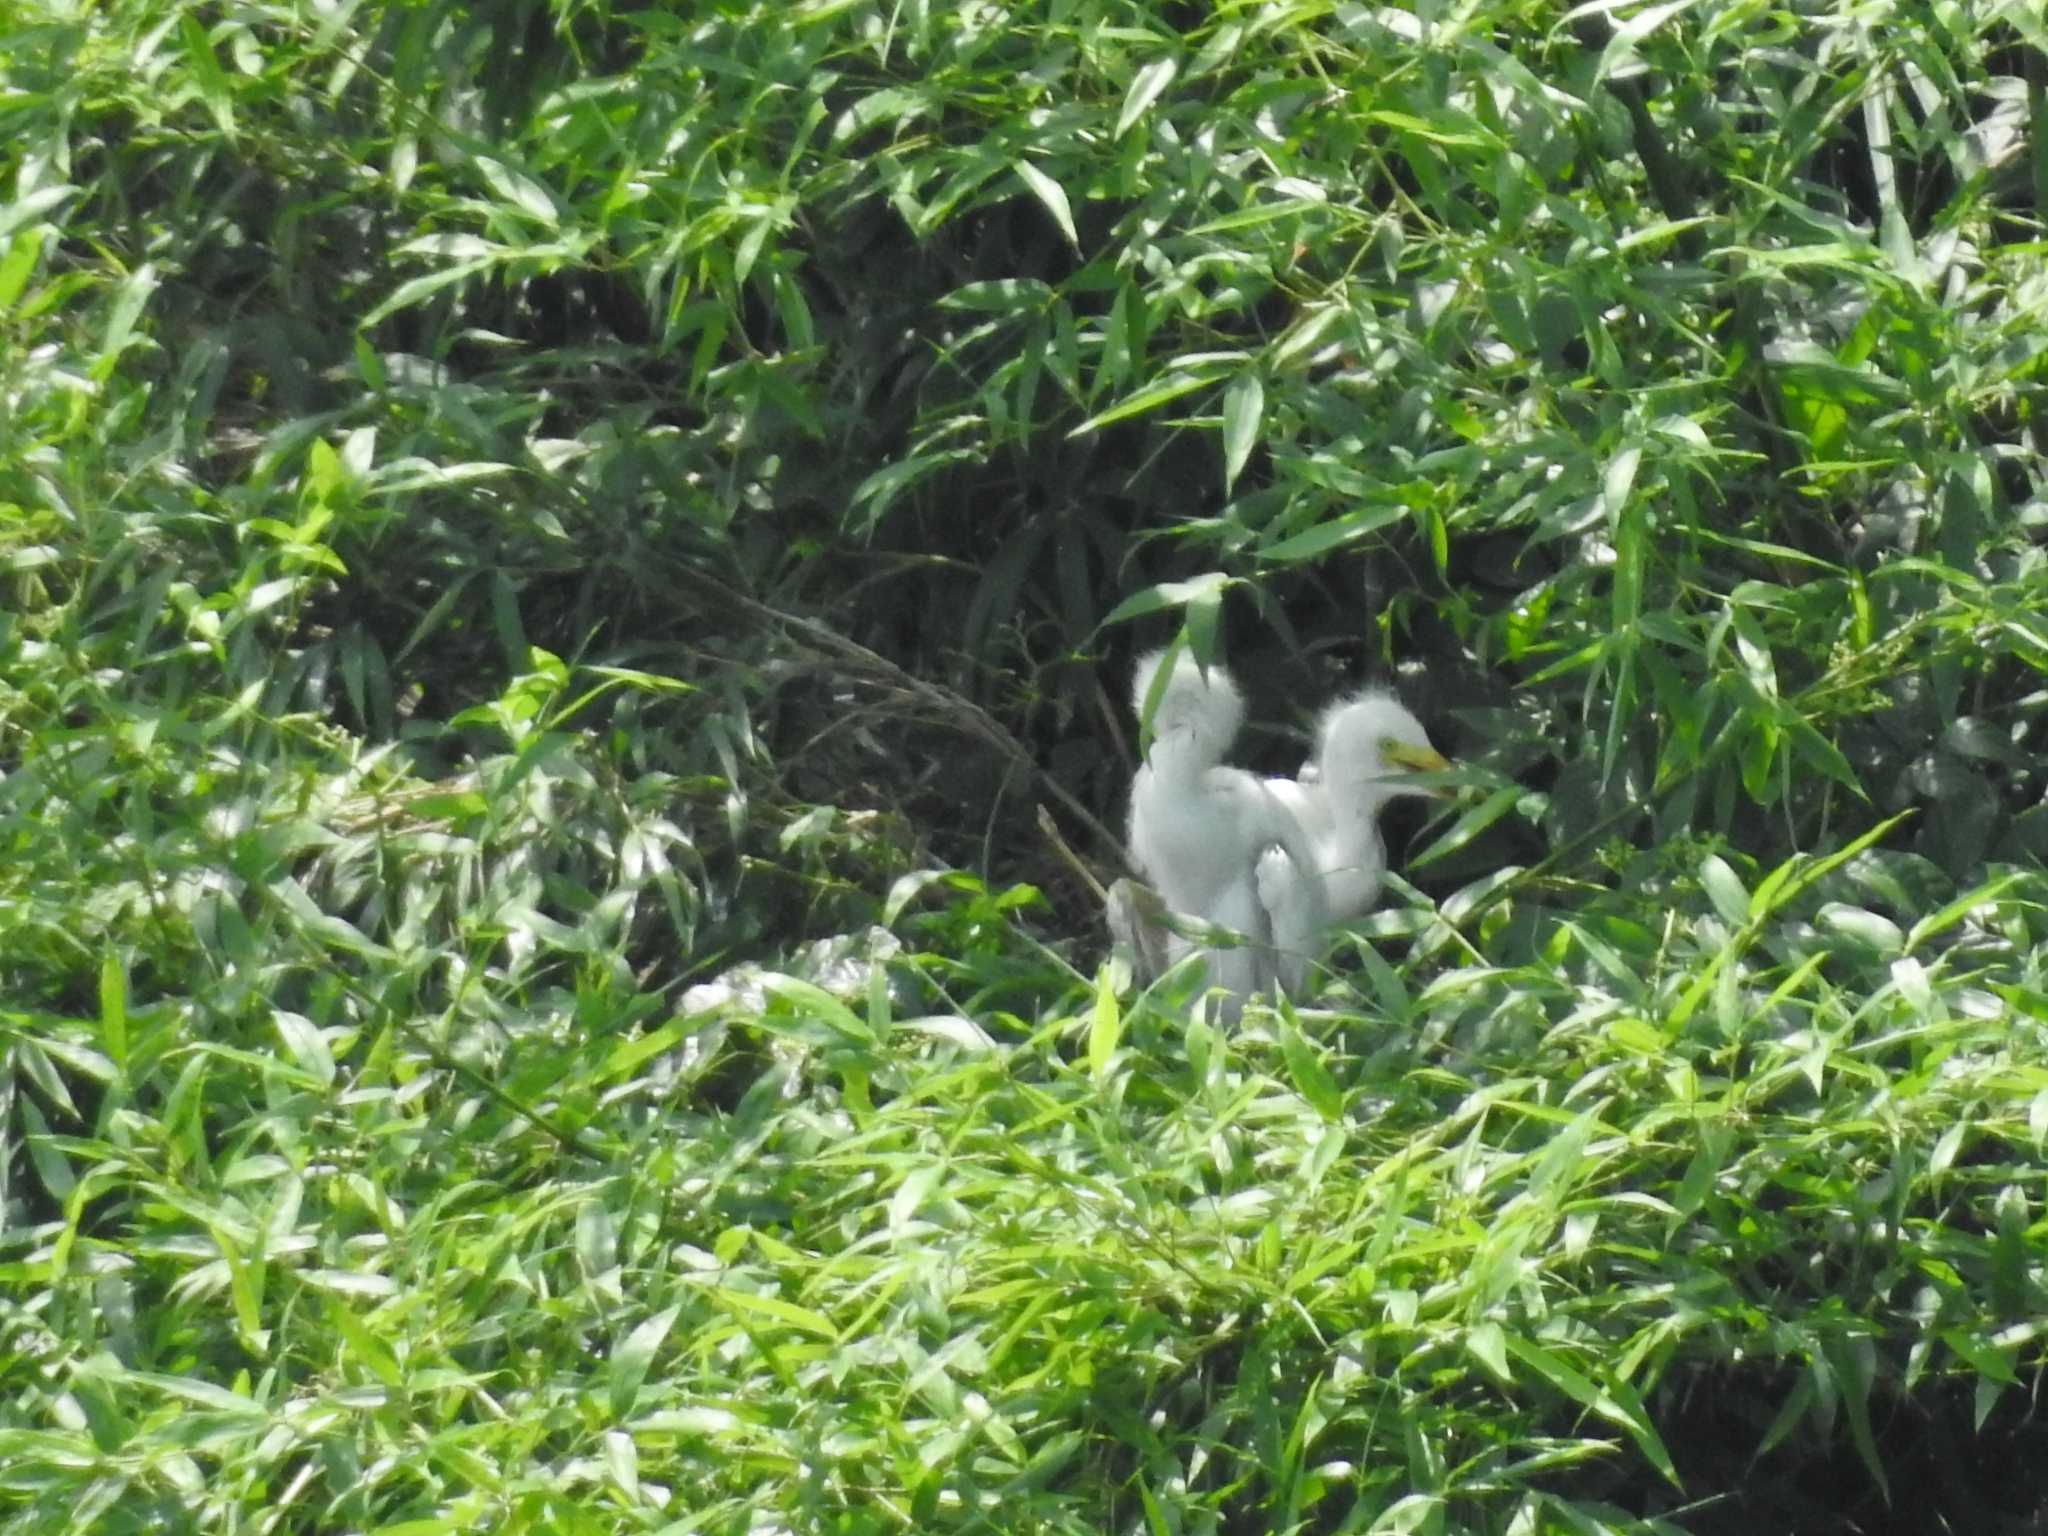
[{"xmin": 2, "ymin": 0, "xmax": 2048, "ymax": 1533}]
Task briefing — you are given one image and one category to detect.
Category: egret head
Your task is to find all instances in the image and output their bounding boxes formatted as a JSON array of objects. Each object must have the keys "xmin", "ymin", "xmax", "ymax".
[
  {"xmin": 1315, "ymin": 691, "xmax": 1450, "ymax": 807},
  {"xmin": 1133, "ymin": 647, "xmax": 1244, "ymax": 762}
]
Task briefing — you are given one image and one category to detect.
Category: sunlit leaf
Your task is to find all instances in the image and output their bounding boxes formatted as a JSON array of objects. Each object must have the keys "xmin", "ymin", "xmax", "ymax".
[
  {"xmin": 1116, "ymin": 56, "xmax": 1179, "ymax": 139},
  {"xmin": 1014, "ymin": 159, "xmax": 1078, "ymax": 250},
  {"xmin": 1220, "ymin": 371, "xmax": 1262, "ymax": 494}
]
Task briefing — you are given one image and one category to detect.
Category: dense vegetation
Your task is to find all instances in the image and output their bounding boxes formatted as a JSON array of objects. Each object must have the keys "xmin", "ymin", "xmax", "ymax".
[{"xmin": 4, "ymin": 1, "xmax": 2047, "ymax": 1531}]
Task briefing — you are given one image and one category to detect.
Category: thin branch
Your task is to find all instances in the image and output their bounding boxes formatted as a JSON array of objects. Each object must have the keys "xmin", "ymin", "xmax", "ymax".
[{"xmin": 664, "ymin": 558, "xmax": 1132, "ymax": 869}]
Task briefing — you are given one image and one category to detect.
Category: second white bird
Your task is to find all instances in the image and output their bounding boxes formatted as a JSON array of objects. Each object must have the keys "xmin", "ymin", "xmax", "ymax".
[{"xmin": 1125, "ymin": 647, "xmax": 1449, "ymax": 1010}]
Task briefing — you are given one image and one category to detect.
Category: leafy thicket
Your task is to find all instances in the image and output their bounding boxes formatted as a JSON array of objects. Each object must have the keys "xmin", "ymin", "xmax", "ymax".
[{"xmin": 3, "ymin": 2, "xmax": 2048, "ymax": 1533}]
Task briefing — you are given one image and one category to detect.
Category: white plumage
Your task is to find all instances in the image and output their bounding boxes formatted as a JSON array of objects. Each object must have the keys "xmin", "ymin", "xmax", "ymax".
[
  {"xmin": 1263, "ymin": 690, "xmax": 1450, "ymax": 925},
  {"xmin": 1123, "ymin": 650, "xmax": 1449, "ymax": 1010},
  {"xmin": 1125, "ymin": 648, "xmax": 1328, "ymax": 1003}
]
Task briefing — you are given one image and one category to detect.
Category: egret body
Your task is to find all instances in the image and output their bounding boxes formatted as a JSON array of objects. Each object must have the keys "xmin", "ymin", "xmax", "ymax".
[
  {"xmin": 1124, "ymin": 649, "xmax": 1328, "ymax": 1003},
  {"xmin": 1264, "ymin": 691, "xmax": 1451, "ymax": 925}
]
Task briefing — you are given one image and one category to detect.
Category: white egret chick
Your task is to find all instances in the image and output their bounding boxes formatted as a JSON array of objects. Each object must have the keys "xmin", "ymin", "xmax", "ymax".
[
  {"xmin": 1124, "ymin": 648, "xmax": 1328, "ymax": 1006},
  {"xmin": 1265, "ymin": 690, "xmax": 1452, "ymax": 926}
]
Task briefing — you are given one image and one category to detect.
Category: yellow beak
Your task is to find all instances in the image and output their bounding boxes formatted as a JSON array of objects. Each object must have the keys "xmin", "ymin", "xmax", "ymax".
[{"xmin": 1383, "ymin": 743, "xmax": 1455, "ymax": 795}]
